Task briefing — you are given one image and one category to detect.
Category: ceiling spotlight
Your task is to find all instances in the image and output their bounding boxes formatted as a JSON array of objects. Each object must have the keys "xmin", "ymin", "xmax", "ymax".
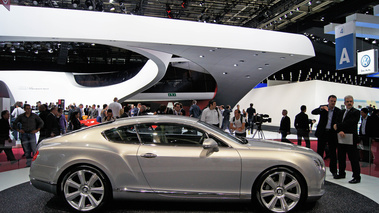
[
  {"xmin": 109, "ymin": 4, "xmax": 115, "ymax": 11},
  {"xmin": 34, "ymin": 50, "xmax": 39, "ymax": 54},
  {"xmin": 280, "ymin": 57, "xmax": 285, "ymax": 59},
  {"xmin": 308, "ymin": 1, "xmax": 312, "ymax": 6},
  {"xmin": 72, "ymin": 0, "xmax": 80, "ymax": 8},
  {"xmin": 373, "ymin": 40, "xmax": 377, "ymax": 44},
  {"xmin": 365, "ymin": 37, "xmax": 369, "ymax": 40},
  {"xmin": 223, "ymin": 72, "xmax": 228, "ymax": 75},
  {"xmin": 258, "ymin": 67, "xmax": 263, "ymax": 70},
  {"xmin": 233, "ymin": 64, "xmax": 238, "ymax": 67},
  {"xmin": 239, "ymin": 60, "xmax": 245, "ymax": 63},
  {"xmin": 10, "ymin": 47, "xmax": 16, "ymax": 54},
  {"xmin": 48, "ymin": 48, "xmax": 53, "ymax": 53},
  {"xmin": 120, "ymin": 3, "xmax": 126, "ymax": 12},
  {"xmin": 85, "ymin": 0, "xmax": 94, "ymax": 10},
  {"xmin": 245, "ymin": 75, "xmax": 251, "ymax": 78},
  {"xmin": 95, "ymin": 1, "xmax": 103, "ymax": 11},
  {"xmin": 199, "ymin": 55, "xmax": 204, "ymax": 58}
]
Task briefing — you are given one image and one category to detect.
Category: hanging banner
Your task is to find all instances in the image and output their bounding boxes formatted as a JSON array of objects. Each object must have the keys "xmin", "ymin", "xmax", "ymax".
[
  {"xmin": 358, "ymin": 49, "xmax": 378, "ymax": 75},
  {"xmin": 335, "ymin": 21, "xmax": 356, "ymax": 70},
  {"xmin": 0, "ymin": 0, "xmax": 10, "ymax": 11}
]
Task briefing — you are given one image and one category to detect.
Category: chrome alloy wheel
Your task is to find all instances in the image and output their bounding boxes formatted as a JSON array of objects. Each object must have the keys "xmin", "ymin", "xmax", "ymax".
[
  {"xmin": 259, "ymin": 171, "xmax": 301, "ymax": 213},
  {"xmin": 63, "ymin": 169, "xmax": 105, "ymax": 211}
]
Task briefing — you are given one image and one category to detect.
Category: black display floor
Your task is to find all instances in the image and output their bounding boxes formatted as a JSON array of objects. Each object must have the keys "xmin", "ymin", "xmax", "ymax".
[{"xmin": 0, "ymin": 181, "xmax": 377, "ymax": 213}]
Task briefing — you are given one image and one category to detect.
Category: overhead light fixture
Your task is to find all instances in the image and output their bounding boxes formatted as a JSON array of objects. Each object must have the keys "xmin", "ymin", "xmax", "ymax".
[
  {"xmin": 258, "ymin": 67, "xmax": 263, "ymax": 70},
  {"xmin": 109, "ymin": 4, "xmax": 115, "ymax": 11},
  {"xmin": 85, "ymin": 0, "xmax": 94, "ymax": 10},
  {"xmin": 95, "ymin": 0, "xmax": 103, "ymax": 11},
  {"xmin": 120, "ymin": 3, "xmax": 126, "ymax": 12},
  {"xmin": 10, "ymin": 46, "xmax": 16, "ymax": 54},
  {"xmin": 72, "ymin": 0, "xmax": 80, "ymax": 8},
  {"xmin": 233, "ymin": 64, "xmax": 238, "ymax": 67},
  {"xmin": 245, "ymin": 75, "xmax": 251, "ymax": 78},
  {"xmin": 199, "ymin": 55, "xmax": 204, "ymax": 58},
  {"xmin": 166, "ymin": 4, "xmax": 173, "ymax": 19},
  {"xmin": 223, "ymin": 72, "xmax": 228, "ymax": 75},
  {"xmin": 373, "ymin": 40, "xmax": 377, "ymax": 44}
]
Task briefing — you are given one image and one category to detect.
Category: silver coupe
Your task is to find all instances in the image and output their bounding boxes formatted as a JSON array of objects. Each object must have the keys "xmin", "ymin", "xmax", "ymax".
[{"xmin": 30, "ymin": 115, "xmax": 325, "ymax": 213}]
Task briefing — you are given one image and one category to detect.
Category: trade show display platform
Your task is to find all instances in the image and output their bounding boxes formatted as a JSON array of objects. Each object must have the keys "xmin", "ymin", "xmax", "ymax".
[{"xmin": 0, "ymin": 179, "xmax": 378, "ymax": 213}]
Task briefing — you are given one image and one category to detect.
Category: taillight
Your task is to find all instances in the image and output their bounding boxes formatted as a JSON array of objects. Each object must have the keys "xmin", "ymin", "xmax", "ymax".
[{"xmin": 32, "ymin": 150, "xmax": 39, "ymax": 161}]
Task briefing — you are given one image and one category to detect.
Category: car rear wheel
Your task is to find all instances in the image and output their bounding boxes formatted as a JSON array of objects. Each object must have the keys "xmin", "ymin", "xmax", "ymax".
[
  {"xmin": 253, "ymin": 167, "xmax": 306, "ymax": 213},
  {"xmin": 61, "ymin": 165, "xmax": 110, "ymax": 212}
]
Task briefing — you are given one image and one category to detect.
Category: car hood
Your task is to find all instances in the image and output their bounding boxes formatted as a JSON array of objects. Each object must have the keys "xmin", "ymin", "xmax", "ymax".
[{"xmin": 244, "ymin": 138, "xmax": 316, "ymax": 155}]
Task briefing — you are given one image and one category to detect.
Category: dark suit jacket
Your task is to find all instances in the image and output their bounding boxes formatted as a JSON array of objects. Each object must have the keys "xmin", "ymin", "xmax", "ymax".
[
  {"xmin": 46, "ymin": 113, "xmax": 60, "ymax": 136},
  {"xmin": 366, "ymin": 115, "xmax": 379, "ymax": 138},
  {"xmin": 335, "ymin": 107, "xmax": 360, "ymax": 145},
  {"xmin": 294, "ymin": 111, "xmax": 309, "ymax": 131},
  {"xmin": 311, "ymin": 105, "xmax": 340, "ymax": 138},
  {"xmin": 279, "ymin": 116, "xmax": 290, "ymax": 133}
]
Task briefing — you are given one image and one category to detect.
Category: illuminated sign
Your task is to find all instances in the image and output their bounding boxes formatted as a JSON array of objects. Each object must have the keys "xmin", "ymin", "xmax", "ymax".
[
  {"xmin": 358, "ymin": 49, "xmax": 378, "ymax": 75},
  {"xmin": 335, "ymin": 22, "xmax": 356, "ymax": 70}
]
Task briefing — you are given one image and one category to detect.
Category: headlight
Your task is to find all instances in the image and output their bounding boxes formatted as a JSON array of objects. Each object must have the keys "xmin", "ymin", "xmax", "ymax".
[{"xmin": 313, "ymin": 158, "xmax": 325, "ymax": 172}]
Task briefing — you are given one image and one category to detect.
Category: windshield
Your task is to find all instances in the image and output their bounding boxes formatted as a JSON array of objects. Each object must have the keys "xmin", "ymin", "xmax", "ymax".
[{"xmin": 197, "ymin": 120, "xmax": 248, "ymax": 144}]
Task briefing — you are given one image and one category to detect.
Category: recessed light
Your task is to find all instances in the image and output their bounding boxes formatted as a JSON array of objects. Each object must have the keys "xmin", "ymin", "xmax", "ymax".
[
  {"xmin": 265, "ymin": 64, "xmax": 269, "ymax": 66},
  {"xmin": 209, "ymin": 49, "xmax": 215, "ymax": 52},
  {"xmin": 199, "ymin": 55, "xmax": 205, "ymax": 58},
  {"xmin": 245, "ymin": 75, "xmax": 250, "ymax": 78},
  {"xmin": 223, "ymin": 72, "xmax": 228, "ymax": 75},
  {"xmin": 254, "ymin": 53, "xmax": 258, "ymax": 56},
  {"xmin": 233, "ymin": 64, "xmax": 238, "ymax": 67},
  {"xmin": 239, "ymin": 60, "xmax": 245, "ymax": 63},
  {"xmin": 258, "ymin": 67, "xmax": 263, "ymax": 70},
  {"xmin": 280, "ymin": 57, "xmax": 285, "ymax": 59}
]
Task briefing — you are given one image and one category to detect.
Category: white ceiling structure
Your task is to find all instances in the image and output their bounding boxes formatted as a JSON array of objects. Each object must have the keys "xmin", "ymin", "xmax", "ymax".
[{"xmin": 0, "ymin": 6, "xmax": 314, "ymax": 105}]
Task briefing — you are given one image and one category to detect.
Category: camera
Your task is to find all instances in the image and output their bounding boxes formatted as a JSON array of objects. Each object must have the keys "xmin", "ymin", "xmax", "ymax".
[{"xmin": 255, "ymin": 114, "xmax": 272, "ymax": 125}]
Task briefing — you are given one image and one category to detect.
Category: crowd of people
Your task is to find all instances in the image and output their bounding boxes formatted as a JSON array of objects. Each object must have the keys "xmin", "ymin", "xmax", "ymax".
[{"xmin": 1, "ymin": 96, "xmax": 378, "ymax": 182}]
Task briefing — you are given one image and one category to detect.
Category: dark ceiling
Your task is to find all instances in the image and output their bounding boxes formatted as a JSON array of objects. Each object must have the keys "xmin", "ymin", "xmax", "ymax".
[{"xmin": 2, "ymin": 0, "xmax": 379, "ymax": 87}]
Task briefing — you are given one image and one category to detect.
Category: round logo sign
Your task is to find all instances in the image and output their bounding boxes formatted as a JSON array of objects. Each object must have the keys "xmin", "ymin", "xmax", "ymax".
[{"xmin": 361, "ymin": 55, "xmax": 371, "ymax": 67}]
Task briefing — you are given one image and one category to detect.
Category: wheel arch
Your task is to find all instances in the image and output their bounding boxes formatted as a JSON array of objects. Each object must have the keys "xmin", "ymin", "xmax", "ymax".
[
  {"xmin": 251, "ymin": 165, "xmax": 308, "ymax": 200},
  {"xmin": 56, "ymin": 163, "xmax": 113, "ymax": 199}
]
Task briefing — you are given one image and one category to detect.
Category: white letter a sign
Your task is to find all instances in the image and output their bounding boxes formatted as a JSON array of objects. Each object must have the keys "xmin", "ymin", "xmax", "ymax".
[{"xmin": 339, "ymin": 48, "xmax": 350, "ymax": 65}]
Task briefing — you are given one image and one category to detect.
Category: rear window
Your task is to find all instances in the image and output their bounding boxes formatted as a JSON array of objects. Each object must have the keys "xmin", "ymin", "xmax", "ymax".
[{"xmin": 102, "ymin": 125, "xmax": 140, "ymax": 144}]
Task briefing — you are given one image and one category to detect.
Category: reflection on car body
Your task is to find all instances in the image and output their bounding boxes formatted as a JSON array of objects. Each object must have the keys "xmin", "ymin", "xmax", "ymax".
[{"xmin": 29, "ymin": 115, "xmax": 325, "ymax": 213}]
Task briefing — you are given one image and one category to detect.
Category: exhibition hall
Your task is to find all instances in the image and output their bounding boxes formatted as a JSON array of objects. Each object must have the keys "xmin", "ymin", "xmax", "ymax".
[{"xmin": 1, "ymin": 0, "xmax": 379, "ymax": 212}]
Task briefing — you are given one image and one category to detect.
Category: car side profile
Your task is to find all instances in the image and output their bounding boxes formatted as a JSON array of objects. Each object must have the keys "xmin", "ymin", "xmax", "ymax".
[{"xmin": 30, "ymin": 115, "xmax": 325, "ymax": 213}]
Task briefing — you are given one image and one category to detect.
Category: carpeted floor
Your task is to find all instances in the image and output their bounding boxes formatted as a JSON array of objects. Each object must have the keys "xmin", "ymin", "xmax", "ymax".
[{"xmin": 0, "ymin": 181, "xmax": 377, "ymax": 213}]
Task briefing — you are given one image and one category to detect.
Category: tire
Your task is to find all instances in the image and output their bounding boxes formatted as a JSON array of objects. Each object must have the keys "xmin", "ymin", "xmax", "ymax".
[
  {"xmin": 253, "ymin": 167, "xmax": 306, "ymax": 213},
  {"xmin": 60, "ymin": 165, "xmax": 111, "ymax": 212}
]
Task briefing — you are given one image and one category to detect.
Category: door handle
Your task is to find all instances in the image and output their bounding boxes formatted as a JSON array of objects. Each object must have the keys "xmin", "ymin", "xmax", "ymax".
[{"xmin": 141, "ymin": 153, "xmax": 157, "ymax": 158}]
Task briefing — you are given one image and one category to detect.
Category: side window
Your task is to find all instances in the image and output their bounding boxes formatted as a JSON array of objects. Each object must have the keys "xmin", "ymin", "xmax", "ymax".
[
  {"xmin": 103, "ymin": 125, "xmax": 140, "ymax": 144},
  {"xmin": 136, "ymin": 123, "xmax": 205, "ymax": 146}
]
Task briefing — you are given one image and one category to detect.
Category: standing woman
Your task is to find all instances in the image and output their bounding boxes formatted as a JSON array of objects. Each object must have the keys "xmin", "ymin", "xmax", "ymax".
[
  {"xmin": 70, "ymin": 111, "xmax": 82, "ymax": 131},
  {"xmin": 0, "ymin": 110, "xmax": 17, "ymax": 162}
]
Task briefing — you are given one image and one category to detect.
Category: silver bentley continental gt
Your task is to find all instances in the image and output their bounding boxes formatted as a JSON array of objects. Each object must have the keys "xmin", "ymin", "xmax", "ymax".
[{"xmin": 30, "ymin": 115, "xmax": 325, "ymax": 213}]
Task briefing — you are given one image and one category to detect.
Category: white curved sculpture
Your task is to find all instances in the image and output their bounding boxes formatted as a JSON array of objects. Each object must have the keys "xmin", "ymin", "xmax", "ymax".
[{"xmin": 0, "ymin": 6, "xmax": 314, "ymax": 106}]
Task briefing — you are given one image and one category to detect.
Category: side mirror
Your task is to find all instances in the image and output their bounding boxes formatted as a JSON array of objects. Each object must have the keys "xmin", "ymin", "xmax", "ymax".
[{"xmin": 202, "ymin": 138, "xmax": 219, "ymax": 152}]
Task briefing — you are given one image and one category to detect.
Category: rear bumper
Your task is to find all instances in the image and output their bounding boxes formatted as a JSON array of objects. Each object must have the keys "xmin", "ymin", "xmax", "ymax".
[{"xmin": 30, "ymin": 178, "xmax": 57, "ymax": 195}]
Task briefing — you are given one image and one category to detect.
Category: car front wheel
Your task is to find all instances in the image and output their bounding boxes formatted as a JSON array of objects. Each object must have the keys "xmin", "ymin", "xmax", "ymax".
[
  {"xmin": 61, "ymin": 165, "xmax": 110, "ymax": 212},
  {"xmin": 253, "ymin": 167, "xmax": 306, "ymax": 213}
]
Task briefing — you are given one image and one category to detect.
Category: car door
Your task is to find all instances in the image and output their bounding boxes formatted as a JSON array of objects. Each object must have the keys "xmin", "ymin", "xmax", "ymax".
[{"xmin": 136, "ymin": 123, "xmax": 241, "ymax": 198}]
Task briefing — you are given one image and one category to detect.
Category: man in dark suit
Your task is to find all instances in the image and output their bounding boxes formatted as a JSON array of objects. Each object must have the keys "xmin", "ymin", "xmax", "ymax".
[
  {"xmin": 312, "ymin": 95, "xmax": 340, "ymax": 177},
  {"xmin": 279, "ymin": 109, "xmax": 291, "ymax": 143},
  {"xmin": 45, "ymin": 106, "xmax": 60, "ymax": 138},
  {"xmin": 294, "ymin": 105, "xmax": 311, "ymax": 148},
  {"xmin": 333, "ymin": 95, "xmax": 361, "ymax": 183}
]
